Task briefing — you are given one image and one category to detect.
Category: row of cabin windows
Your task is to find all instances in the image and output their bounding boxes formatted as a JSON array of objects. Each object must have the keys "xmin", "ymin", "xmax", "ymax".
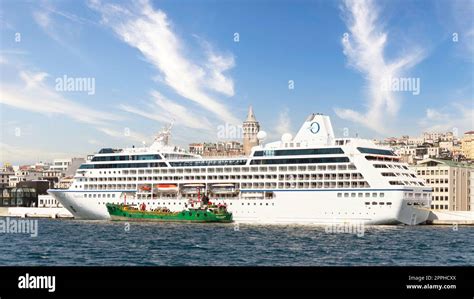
[
  {"xmin": 389, "ymin": 181, "xmax": 425, "ymax": 187},
  {"xmin": 81, "ymin": 173, "xmax": 364, "ymax": 182},
  {"xmin": 93, "ymin": 164, "xmax": 357, "ymax": 175},
  {"xmin": 253, "ymin": 148, "xmax": 344, "ymax": 157},
  {"xmin": 381, "ymin": 172, "xmax": 416, "ymax": 178},
  {"xmin": 80, "ymin": 162, "xmax": 167, "ymax": 169},
  {"xmin": 84, "ymin": 193, "xmax": 116, "ymax": 198},
  {"xmin": 373, "ymin": 164, "xmax": 409, "ymax": 170},
  {"xmin": 338, "ymin": 192, "xmax": 384, "ymax": 198},
  {"xmin": 169, "ymin": 160, "xmax": 247, "ymax": 167},
  {"xmin": 365, "ymin": 156, "xmax": 399, "ymax": 162},
  {"xmin": 83, "ymin": 181, "xmax": 371, "ymax": 190},
  {"xmin": 357, "ymin": 147, "xmax": 395, "ymax": 156},
  {"xmin": 91, "ymin": 154, "xmax": 162, "ymax": 162},
  {"xmin": 250, "ymin": 157, "xmax": 350, "ymax": 165},
  {"xmin": 364, "ymin": 202, "xmax": 392, "ymax": 206},
  {"xmin": 241, "ymin": 181, "xmax": 370, "ymax": 189}
]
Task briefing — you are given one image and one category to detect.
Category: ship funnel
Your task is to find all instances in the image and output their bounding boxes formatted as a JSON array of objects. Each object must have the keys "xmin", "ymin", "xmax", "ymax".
[{"xmin": 293, "ymin": 113, "xmax": 335, "ymax": 146}]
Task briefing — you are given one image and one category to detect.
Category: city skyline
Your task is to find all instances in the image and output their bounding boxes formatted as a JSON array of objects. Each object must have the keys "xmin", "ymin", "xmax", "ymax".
[{"xmin": 1, "ymin": 0, "xmax": 473, "ymax": 164}]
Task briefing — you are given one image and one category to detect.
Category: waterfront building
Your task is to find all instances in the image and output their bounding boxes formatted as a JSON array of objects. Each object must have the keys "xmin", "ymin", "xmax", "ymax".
[
  {"xmin": 41, "ymin": 169, "xmax": 64, "ymax": 188},
  {"xmin": 413, "ymin": 158, "xmax": 473, "ymax": 211},
  {"xmin": 189, "ymin": 143, "xmax": 204, "ymax": 155},
  {"xmin": 461, "ymin": 131, "xmax": 474, "ymax": 160},
  {"xmin": 38, "ymin": 194, "xmax": 63, "ymax": 208},
  {"xmin": 0, "ymin": 170, "xmax": 14, "ymax": 188},
  {"xmin": 50, "ymin": 158, "xmax": 72, "ymax": 173},
  {"xmin": 18, "ymin": 180, "xmax": 51, "ymax": 196},
  {"xmin": 408, "ymin": 137, "xmax": 424, "ymax": 146},
  {"xmin": 242, "ymin": 105, "xmax": 260, "ymax": 156},
  {"xmin": 0, "ymin": 187, "xmax": 37, "ymax": 207},
  {"xmin": 8, "ymin": 170, "xmax": 42, "ymax": 187},
  {"xmin": 439, "ymin": 141, "xmax": 454, "ymax": 151}
]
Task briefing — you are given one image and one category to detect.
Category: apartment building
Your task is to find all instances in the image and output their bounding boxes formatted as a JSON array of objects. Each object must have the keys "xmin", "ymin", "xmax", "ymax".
[{"xmin": 413, "ymin": 159, "xmax": 473, "ymax": 211}]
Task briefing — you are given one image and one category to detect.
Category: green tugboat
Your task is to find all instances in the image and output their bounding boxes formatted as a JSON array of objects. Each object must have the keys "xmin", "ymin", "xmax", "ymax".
[{"xmin": 106, "ymin": 203, "xmax": 233, "ymax": 223}]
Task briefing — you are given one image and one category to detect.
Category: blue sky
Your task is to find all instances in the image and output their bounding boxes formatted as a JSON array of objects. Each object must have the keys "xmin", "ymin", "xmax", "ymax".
[{"xmin": 0, "ymin": 0, "xmax": 473, "ymax": 164}]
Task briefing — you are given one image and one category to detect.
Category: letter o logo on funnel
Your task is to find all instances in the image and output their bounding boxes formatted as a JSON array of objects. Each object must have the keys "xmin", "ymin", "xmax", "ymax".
[{"xmin": 310, "ymin": 122, "xmax": 320, "ymax": 134}]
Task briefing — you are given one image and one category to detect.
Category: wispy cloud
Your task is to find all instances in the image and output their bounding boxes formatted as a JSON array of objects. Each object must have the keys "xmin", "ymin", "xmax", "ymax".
[
  {"xmin": 418, "ymin": 102, "xmax": 474, "ymax": 133},
  {"xmin": 446, "ymin": 0, "xmax": 474, "ymax": 62},
  {"xmin": 98, "ymin": 127, "xmax": 149, "ymax": 144},
  {"xmin": 335, "ymin": 0, "xmax": 425, "ymax": 134},
  {"xmin": 275, "ymin": 108, "xmax": 292, "ymax": 137},
  {"xmin": 32, "ymin": 1, "xmax": 92, "ymax": 61},
  {"xmin": 0, "ymin": 68, "xmax": 120, "ymax": 125},
  {"xmin": 120, "ymin": 90, "xmax": 213, "ymax": 130},
  {"xmin": 0, "ymin": 142, "xmax": 82, "ymax": 164},
  {"xmin": 88, "ymin": 0, "xmax": 239, "ymax": 125}
]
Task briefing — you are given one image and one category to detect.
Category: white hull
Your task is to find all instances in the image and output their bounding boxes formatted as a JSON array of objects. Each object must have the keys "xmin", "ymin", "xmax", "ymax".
[{"xmin": 49, "ymin": 189, "xmax": 430, "ymax": 225}]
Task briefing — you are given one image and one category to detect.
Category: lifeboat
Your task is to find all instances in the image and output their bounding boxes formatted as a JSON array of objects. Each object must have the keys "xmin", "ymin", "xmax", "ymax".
[
  {"xmin": 138, "ymin": 185, "xmax": 152, "ymax": 192},
  {"xmin": 210, "ymin": 183, "xmax": 238, "ymax": 194},
  {"xmin": 154, "ymin": 183, "xmax": 178, "ymax": 193},
  {"xmin": 180, "ymin": 183, "xmax": 205, "ymax": 194}
]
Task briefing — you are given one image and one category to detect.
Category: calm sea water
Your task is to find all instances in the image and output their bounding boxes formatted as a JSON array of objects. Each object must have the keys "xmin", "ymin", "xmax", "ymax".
[{"xmin": 0, "ymin": 218, "xmax": 473, "ymax": 266}]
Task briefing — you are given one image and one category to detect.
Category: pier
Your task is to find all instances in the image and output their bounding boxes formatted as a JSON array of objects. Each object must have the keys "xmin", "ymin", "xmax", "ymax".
[{"xmin": 0, "ymin": 207, "xmax": 73, "ymax": 219}]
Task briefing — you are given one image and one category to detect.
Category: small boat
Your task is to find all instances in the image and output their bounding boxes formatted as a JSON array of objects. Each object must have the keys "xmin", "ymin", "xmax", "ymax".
[
  {"xmin": 154, "ymin": 183, "xmax": 178, "ymax": 193},
  {"xmin": 210, "ymin": 183, "xmax": 239, "ymax": 194},
  {"xmin": 138, "ymin": 185, "xmax": 151, "ymax": 192},
  {"xmin": 180, "ymin": 183, "xmax": 205, "ymax": 194},
  {"xmin": 106, "ymin": 203, "xmax": 233, "ymax": 223}
]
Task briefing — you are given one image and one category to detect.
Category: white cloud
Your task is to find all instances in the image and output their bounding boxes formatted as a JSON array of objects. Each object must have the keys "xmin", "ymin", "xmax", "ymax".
[
  {"xmin": 419, "ymin": 103, "xmax": 474, "ymax": 133},
  {"xmin": 446, "ymin": 0, "xmax": 474, "ymax": 62},
  {"xmin": 0, "ymin": 68, "xmax": 120, "ymax": 125},
  {"xmin": 120, "ymin": 90, "xmax": 213, "ymax": 130},
  {"xmin": 0, "ymin": 142, "xmax": 81, "ymax": 165},
  {"xmin": 88, "ymin": 0, "xmax": 239, "ymax": 125},
  {"xmin": 275, "ymin": 108, "xmax": 292, "ymax": 137},
  {"xmin": 335, "ymin": 0, "xmax": 424, "ymax": 134},
  {"xmin": 98, "ymin": 127, "xmax": 149, "ymax": 144},
  {"xmin": 32, "ymin": 1, "xmax": 91, "ymax": 61},
  {"xmin": 33, "ymin": 10, "xmax": 51, "ymax": 28}
]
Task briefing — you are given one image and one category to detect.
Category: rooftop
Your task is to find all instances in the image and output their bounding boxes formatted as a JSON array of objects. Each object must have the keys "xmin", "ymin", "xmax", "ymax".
[{"xmin": 417, "ymin": 158, "xmax": 474, "ymax": 168}]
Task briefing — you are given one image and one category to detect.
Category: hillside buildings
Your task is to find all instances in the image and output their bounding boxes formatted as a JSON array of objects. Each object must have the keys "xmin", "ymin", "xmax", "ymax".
[{"xmin": 461, "ymin": 131, "xmax": 474, "ymax": 160}]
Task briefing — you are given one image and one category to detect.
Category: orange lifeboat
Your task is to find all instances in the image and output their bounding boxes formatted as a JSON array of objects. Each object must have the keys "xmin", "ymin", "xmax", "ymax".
[
  {"xmin": 139, "ymin": 185, "xmax": 152, "ymax": 192},
  {"xmin": 156, "ymin": 184, "xmax": 178, "ymax": 189},
  {"xmin": 154, "ymin": 184, "xmax": 178, "ymax": 193}
]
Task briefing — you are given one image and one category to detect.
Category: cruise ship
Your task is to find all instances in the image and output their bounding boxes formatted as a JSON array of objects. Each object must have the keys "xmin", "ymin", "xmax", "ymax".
[{"xmin": 48, "ymin": 112, "xmax": 432, "ymax": 225}]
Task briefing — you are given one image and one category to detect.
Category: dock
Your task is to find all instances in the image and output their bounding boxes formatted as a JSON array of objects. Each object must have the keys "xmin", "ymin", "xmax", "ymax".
[
  {"xmin": 426, "ymin": 211, "xmax": 474, "ymax": 225},
  {"xmin": 0, "ymin": 207, "xmax": 73, "ymax": 219}
]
